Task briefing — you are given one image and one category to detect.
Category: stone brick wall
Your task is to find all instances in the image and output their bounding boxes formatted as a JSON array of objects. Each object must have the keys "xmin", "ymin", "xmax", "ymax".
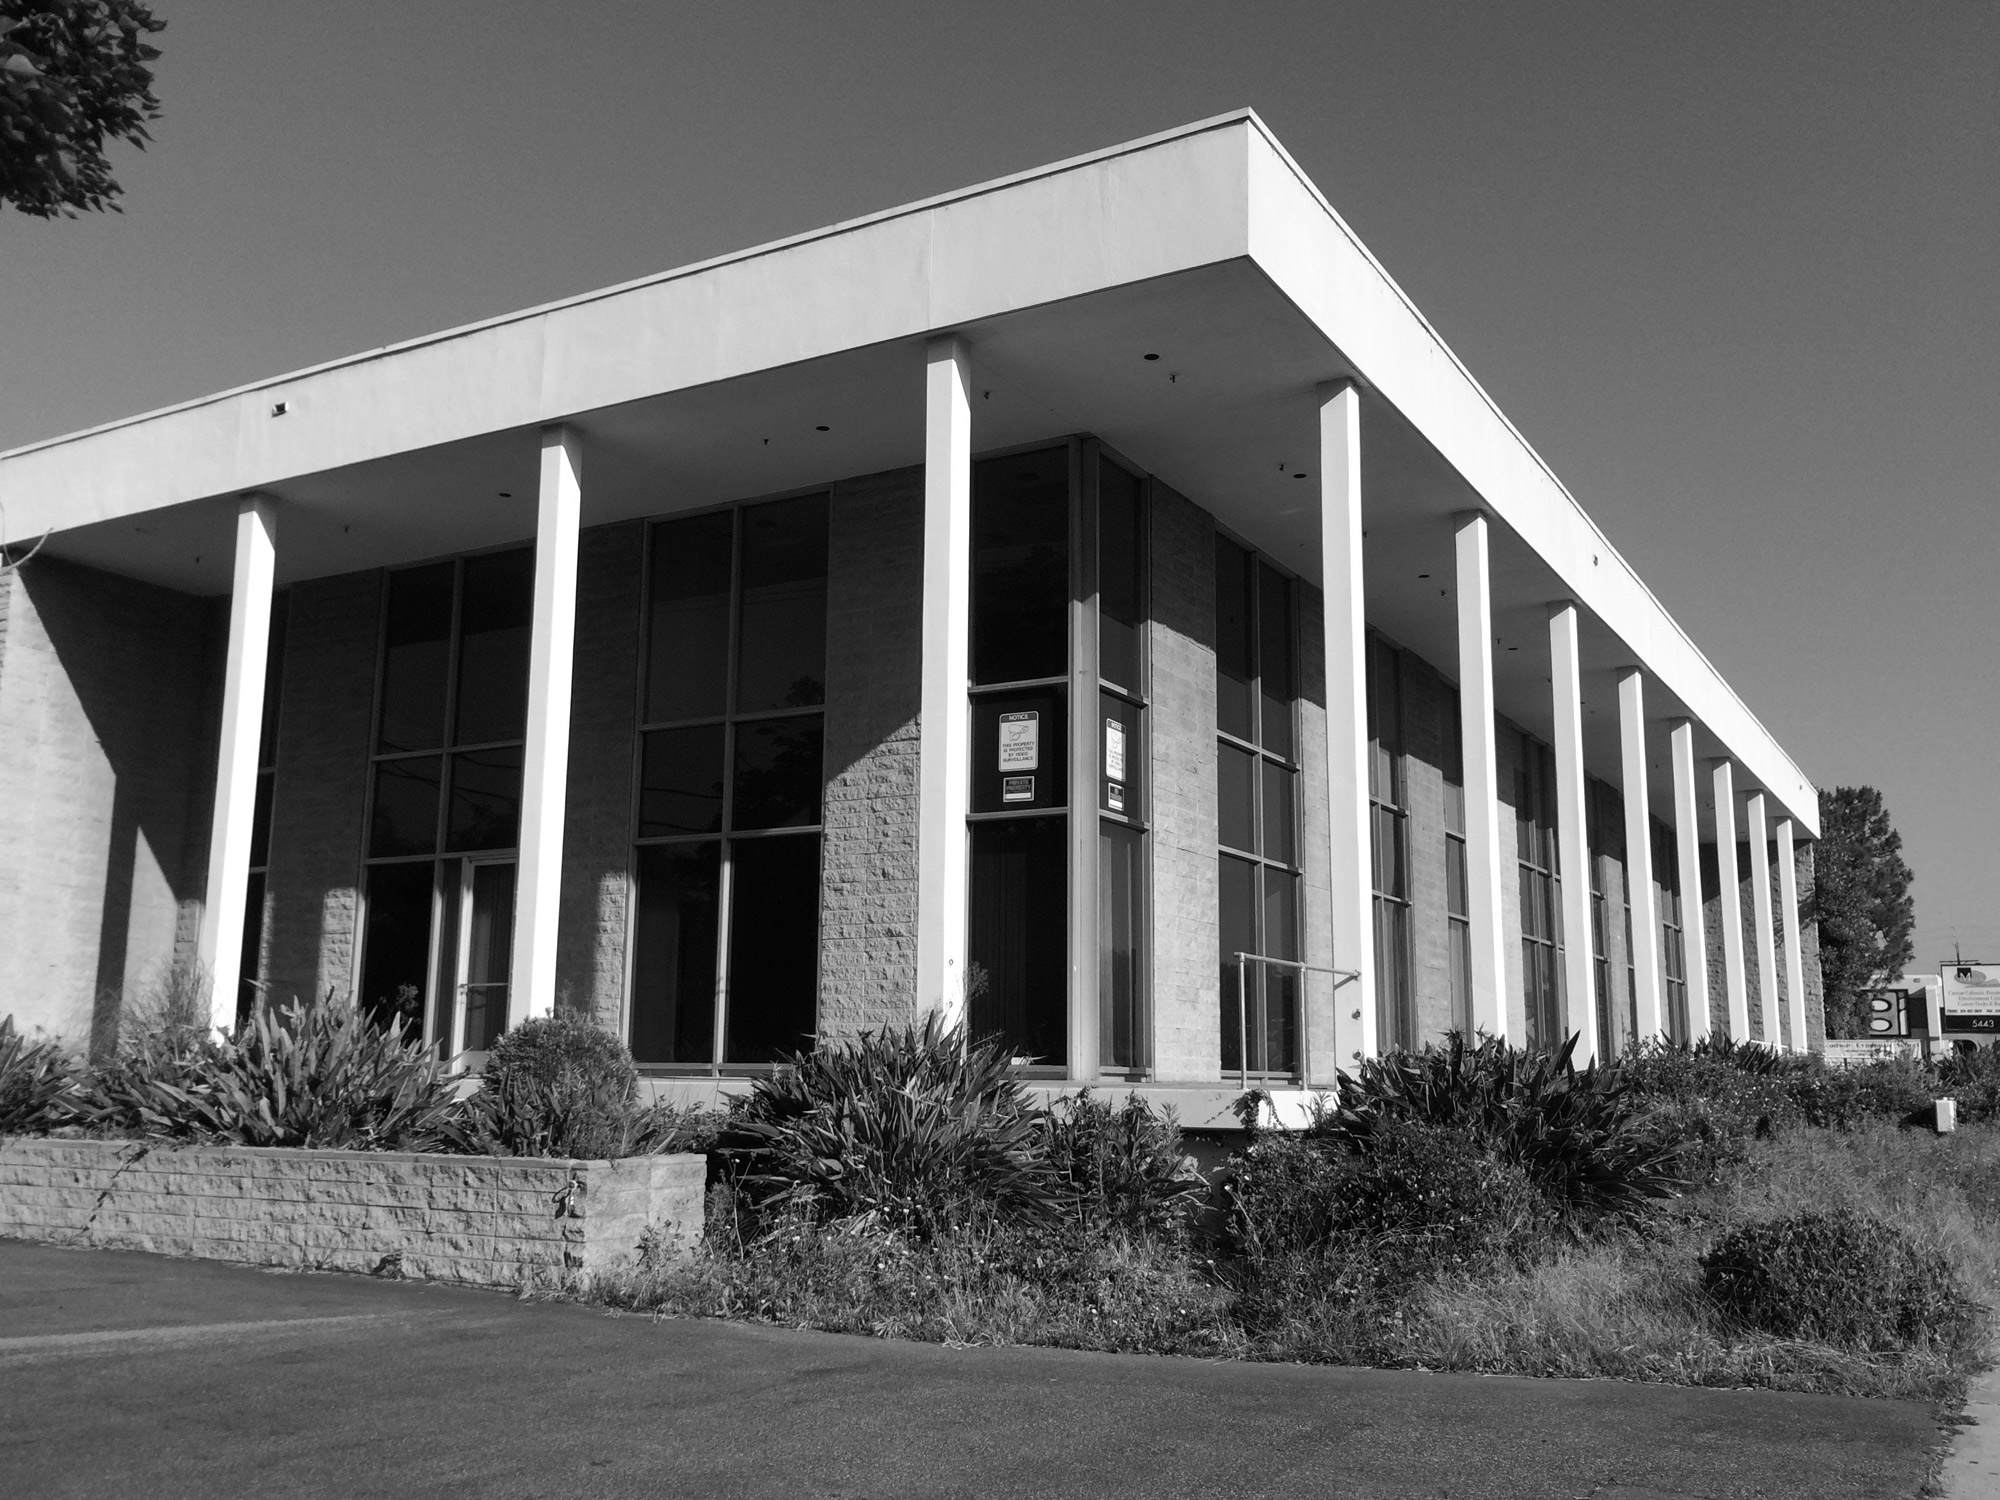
[
  {"xmin": 1145, "ymin": 483, "xmax": 1218, "ymax": 1082},
  {"xmin": 818, "ymin": 468, "xmax": 925, "ymax": 1040},
  {"xmin": 555, "ymin": 522, "xmax": 644, "ymax": 1028},
  {"xmin": 0, "ymin": 1138, "xmax": 703, "ymax": 1286},
  {"xmin": 0, "ymin": 558, "xmax": 219, "ymax": 1049},
  {"xmin": 263, "ymin": 571, "xmax": 380, "ymax": 1007}
]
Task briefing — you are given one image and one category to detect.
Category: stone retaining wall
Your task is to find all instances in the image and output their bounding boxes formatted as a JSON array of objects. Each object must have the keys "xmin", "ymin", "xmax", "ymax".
[{"xmin": 0, "ymin": 1139, "xmax": 704, "ymax": 1287}]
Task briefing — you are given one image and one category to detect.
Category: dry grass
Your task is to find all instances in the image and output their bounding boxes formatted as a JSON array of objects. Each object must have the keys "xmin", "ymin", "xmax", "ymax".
[{"xmin": 574, "ymin": 1122, "xmax": 2000, "ymax": 1405}]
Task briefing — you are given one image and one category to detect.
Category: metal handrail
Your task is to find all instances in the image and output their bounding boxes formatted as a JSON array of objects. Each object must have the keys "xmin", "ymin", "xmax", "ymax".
[{"xmin": 1231, "ymin": 952, "xmax": 1361, "ymax": 1092}]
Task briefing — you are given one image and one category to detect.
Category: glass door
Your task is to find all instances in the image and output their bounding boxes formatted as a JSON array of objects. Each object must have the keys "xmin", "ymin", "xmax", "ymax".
[{"xmin": 449, "ymin": 858, "xmax": 515, "ymax": 1059}]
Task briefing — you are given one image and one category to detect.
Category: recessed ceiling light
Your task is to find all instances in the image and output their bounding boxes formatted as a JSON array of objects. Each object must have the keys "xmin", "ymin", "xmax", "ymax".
[
  {"xmin": 1143, "ymin": 353, "xmax": 1160, "ymax": 361},
  {"xmin": 815, "ymin": 424, "xmax": 830, "ymax": 432},
  {"xmin": 1417, "ymin": 573, "xmax": 1430, "ymax": 579},
  {"xmin": 1508, "ymin": 646, "xmax": 1519, "ymax": 652},
  {"xmin": 498, "ymin": 491, "xmax": 512, "ymax": 498},
  {"xmin": 1293, "ymin": 471, "xmax": 1309, "ymax": 479}
]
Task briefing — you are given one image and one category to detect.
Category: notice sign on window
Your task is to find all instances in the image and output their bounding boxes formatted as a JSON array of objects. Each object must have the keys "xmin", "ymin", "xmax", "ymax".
[
  {"xmin": 1942, "ymin": 964, "xmax": 2000, "ymax": 1018},
  {"xmin": 1104, "ymin": 718, "xmax": 1127, "ymax": 784},
  {"xmin": 998, "ymin": 711, "xmax": 1039, "ymax": 772},
  {"xmin": 1003, "ymin": 776, "xmax": 1035, "ymax": 803}
]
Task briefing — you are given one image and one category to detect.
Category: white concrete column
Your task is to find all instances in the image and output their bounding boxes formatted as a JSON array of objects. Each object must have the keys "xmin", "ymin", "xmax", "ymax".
[
  {"xmin": 198, "ymin": 495, "xmax": 277, "ymax": 1031},
  {"xmin": 916, "ymin": 336, "xmax": 973, "ymax": 1026},
  {"xmin": 1320, "ymin": 380, "xmax": 1376, "ymax": 1064},
  {"xmin": 1669, "ymin": 720, "xmax": 1711, "ymax": 1043},
  {"xmin": 1776, "ymin": 817, "xmax": 1809, "ymax": 1052},
  {"xmin": 1548, "ymin": 602, "xmax": 1597, "ymax": 1065},
  {"xmin": 1618, "ymin": 669, "xmax": 1664, "ymax": 1045},
  {"xmin": 1712, "ymin": 759, "xmax": 1751, "ymax": 1042},
  {"xmin": 1454, "ymin": 513, "xmax": 1510, "ymax": 1043},
  {"xmin": 508, "ymin": 425, "xmax": 582, "ymax": 1025},
  {"xmin": 1745, "ymin": 792, "xmax": 1780, "ymax": 1048}
]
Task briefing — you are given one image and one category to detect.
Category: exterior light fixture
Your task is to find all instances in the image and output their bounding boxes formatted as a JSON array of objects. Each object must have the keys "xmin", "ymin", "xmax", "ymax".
[{"xmin": 270, "ymin": 401, "xmax": 288, "ymax": 416}]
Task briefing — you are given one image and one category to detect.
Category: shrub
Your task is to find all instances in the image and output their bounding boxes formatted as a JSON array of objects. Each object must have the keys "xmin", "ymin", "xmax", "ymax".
[
  {"xmin": 1789, "ymin": 1058, "xmax": 1937, "ymax": 1131},
  {"xmin": 718, "ymin": 1016, "xmax": 1065, "ymax": 1238},
  {"xmin": 1326, "ymin": 1033, "xmax": 1685, "ymax": 1218},
  {"xmin": 471, "ymin": 1013, "xmax": 640, "ymax": 1159},
  {"xmin": 625, "ymin": 1101, "xmax": 730, "ymax": 1157},
  {"xmin": 1044, "ymin": 1090, "xmax": 1204, "ymax": 1236},
  {"xmin": 71, "ymin": 1024, "xmax": 234, "ymax": 1140},
  {"xmin": 203, "ymin": 997, "xmax": 464, "ymax": 1150},
  {"xmin": 0, "ymin": 1017, "xmax": 78, "ymax": 1133},
  {"xmin": 1701, "ymin": 1208, "xmax": 1970, "ymax": 1350},
  {"xmin": 1937, "ymin": 1046, "xmax": 2000, "ymax": 1125},
  {"xmin": 1228, "ymin": 1118, "xmax": 1548, "ymax": 1284}
]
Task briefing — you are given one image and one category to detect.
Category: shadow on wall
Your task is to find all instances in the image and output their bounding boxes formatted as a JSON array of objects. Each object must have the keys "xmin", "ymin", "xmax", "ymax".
[{"xmin": 1, "ymin": 557, "xmax": 222, "ymax": 1054}]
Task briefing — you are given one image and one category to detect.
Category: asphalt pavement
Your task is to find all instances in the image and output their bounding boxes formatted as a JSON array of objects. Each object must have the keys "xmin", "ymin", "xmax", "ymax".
[{"xmin": 0, "ymin": 1239, "xmax": 1946, "ymax": 1499}]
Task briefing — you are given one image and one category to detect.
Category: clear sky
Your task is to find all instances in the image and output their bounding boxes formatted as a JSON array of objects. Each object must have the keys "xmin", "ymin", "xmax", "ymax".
[{"xmin": 4, "ymin": 1, "xmax": 1994, "ymax": 964}]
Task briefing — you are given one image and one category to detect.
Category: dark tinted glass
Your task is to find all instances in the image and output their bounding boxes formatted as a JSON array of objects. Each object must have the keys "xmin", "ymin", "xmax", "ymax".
[
  {"xmin": 1100, "ymin": 821, "xmax": 1144, "ymax": 1070},
  {"xmin": 638, "ymin": 725, "xmax": 725, "ymax": 836},
  {"xmin": 736, "ymin": 495, "xmax": 828, "ymax": 712},
  {"xmin": 249, "ymin": 772, "xmax": 274, "ymax": 868},
  {"xmin": 630, "ymin": 841, "xmax": 721, "ymax": 1064},
  {"xmin": 359, "ymin": 860, "xmax": 434, "ymax": 1034},
  {"xmin": 1258, "ymin": 564, "xmax": 1294, "ymax": 758},
  {"xmin": 1214, "ymin": 537, "xmax": 1253, "ymax": 741},
  {"xmin": 446, "ymin": 746, "xmax": 522, "ymax": 852},
  {"xmin": 378, "ymin": 564, "xmax": 454, "ymax": 753},
  {"xmin": 1098, "ymin": 458, "xmax": 1143, "ymax": 691},
  {"xmin": 238, "ymin": 869, "xmax": 266, "ymax": 1028},
  {"xmin": 1218, "ymin": 743, "xmax": 1256, "ymax": 853},
  {"xmin": 969, "ymin": 816, "xmax": 1069, "ymax": 1066},
  {"xmin": 724, "ymin": 834, "xmax": 822, "ymax": 1063},
  {"xmin": 1218, "ymin": 853, "xmax": 1257, "ymax": 1072},
  {"xmin": 461, "ymin": 861, "xmax": 515, "ymax": 1052},
  {"xmin": 258, "ymin": 593, "xmax": 288, "ymax": 770},
  {"xmin": 731, "ymin": 716, "xmax": 824, "ymax": 830},
  {"xmin": 370, "ymin": 757, "xmax": 441, "ymax": 857},
  {"xmin": 970, "ymin": 689, "xmax": 1066, "ymax": 813},
  {"xmin": 1263, "ymin": 867, "xmax": 1300, "ymax": 963},
  {"xmin": 972, "ymin": 447, "xmax": 1069, "ymax": 685},
  {"xmin": 1262, "ymin": 761, "xmax": 1296, "ymax": 866},
  {"xmin": 647, "ymin": 512, "xmax": 733, "ymax": 723},
  {"xmin": 454, "ymin": 548, "xmax": 533, "ymax": 745}
]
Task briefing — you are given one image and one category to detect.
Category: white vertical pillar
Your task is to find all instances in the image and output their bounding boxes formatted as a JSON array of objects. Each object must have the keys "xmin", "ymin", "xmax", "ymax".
[
  {"xmin": 1618, "ymin": 669, "xmax": 1663, "ymax": 1044},
  {"xmin": 509, "ymin": 425, "xmax": 582, "ymax": 1025},
  {"xmin": 1320, "ymin": 380, "xmax": 1376, "ymax": 1064},
  {"xmin": 1777, "ymin": 817, "xmax": 1809, "ymax": 1052},
  {"xmin": 1712, "ymin": 759, "xmax": 1750, "ymax": 1042},
  {"xmin": 1669, "ymin": 720, "xmax": 1711, "ymax": 1043},
  {"xmin": 199, "ymin": 495, "xmax": 277, "ymax": 1031},
  {"xmin": 1454, "ymin": 513, "xmax": 1510, "ymax": 1043},
  {"xmin": 916, "ymin": 336, "xmax": 973, "ymax": 1026},
  {"xmin": 1548, "ymin": 602, "xmax": 1597, "ymax": 1065},
  {"xmin": 1745, "ymin": 792, "xmax": 1780, "ymax": 1048}
]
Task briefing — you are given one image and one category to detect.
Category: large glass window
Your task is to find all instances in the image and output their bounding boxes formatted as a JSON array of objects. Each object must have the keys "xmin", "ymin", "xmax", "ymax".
[
  {"xmin": 1653, "ymin": 818, "xmax": 1690, "ymax": 1041},
  {"xmin": 1368, "ymin": 637, "xmax": 1415, "ymax": 1051},
  {"xmin": 1216, "ymin": 537, "xmax": 1302, "ymax": 1077},
  {"xmin": 1096, "ymin": 456, "xmax": 1148, "ymax": 1072},
  {"xmin": 237, "ymin": 593, "xmax": 289, "ymax": 1029},
  {"xmin": 631, "ymin": 496, "xmax": 828, "ymax": 1069},
  {"xmin": 1515, "ymin": 736, "xmax": 1564, "ymax": 1051},
  {"xmin": 361, "ymin": 553, "xmax": 531, "ymax": 1045},
  {"xmin": 968, "ymin": 447, "xmax": 1072, "ymax": 1065}
]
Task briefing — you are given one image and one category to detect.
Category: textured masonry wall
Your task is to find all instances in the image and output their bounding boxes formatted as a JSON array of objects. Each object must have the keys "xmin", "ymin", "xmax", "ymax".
[
  {"xmin": 0, "ymin": 1138, "xmax": 702, "ymax": 1285},
  {"xmin": 263, "ymin": 571, "xmax": 380, "ymax": 1007},
  {"xmin": 0, "ymin": 558, "xmax": 218, "ymax": 1049},
  {"xmin": 556, "ymin": 522, "xmax": 644, "ymax": 1027},
  {"xmin": 818, "ymin": 468, "xmax": 925, "ymax": 1039},
  {"xmin": 1146, "ymin": 484, "xmax": 1218, "ymax": 1082},
  {"xmin": 1696, "ymin": 835, "xmax": 1826, "ymax": 1048}
]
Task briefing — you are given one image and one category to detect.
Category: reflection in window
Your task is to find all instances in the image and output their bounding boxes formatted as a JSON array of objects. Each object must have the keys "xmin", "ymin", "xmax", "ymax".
[
  {"xmin": 1369, "ymin": 637, "xmax": 1414, "ymax": 1051},
  {"xmin": 363, "ymin": 549, "xmax": 533, "ymax": 1044},
  {"xmin": 970, "ymin": 816, "xmax": 1069, "ymax": 1065},
  {"xmin": 1516, "ymin": 736, "xmax": 1565, "ymax": 1051},
  {"xmin": 631, "ymin": 497, "xmax": 828, "ymax": 1068},
  {"xmin": 1653, "ymin": 819, "xmax": 1690, "ymax": 1042},
  {"xmin": 1215, "ymin": 537, "xmax": 1302, "ymax": 1076},
  {"xmin": 972, "ymin": 447, "xmax": 1069, "ymax": 686}
]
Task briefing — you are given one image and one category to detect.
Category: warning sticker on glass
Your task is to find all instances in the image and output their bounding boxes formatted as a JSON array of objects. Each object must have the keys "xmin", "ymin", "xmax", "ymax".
[
  {"xmin": 1104, "ymin": 718, "xmax": 1126, "ymax": 783},
  {"xmin": 998, "ymin": 711, "xmax": 1039, "ymax": 772},
  {"xmin": 1003, "ymin": 775, "xmax": 1035, "ymax": 803},
  {"xmin": 1106, "ymin": 781, "xmax": 1126, "ymax": 813}
]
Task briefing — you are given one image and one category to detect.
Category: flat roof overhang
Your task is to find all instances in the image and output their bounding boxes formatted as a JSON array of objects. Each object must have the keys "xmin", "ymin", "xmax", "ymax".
[{"xmin": 0, "ymin": 111, "xmax": 1816, "ymax": 838}]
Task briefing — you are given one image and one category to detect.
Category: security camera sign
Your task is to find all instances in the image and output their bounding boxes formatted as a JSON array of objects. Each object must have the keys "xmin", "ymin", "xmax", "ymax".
[
  {"xmin": 998, "ymin": 711, "xmax": 1039, "ymax": 772},
  {"xmin": 1941, "ymin": 964, "xmax": 2000, "ymax": 1018}
]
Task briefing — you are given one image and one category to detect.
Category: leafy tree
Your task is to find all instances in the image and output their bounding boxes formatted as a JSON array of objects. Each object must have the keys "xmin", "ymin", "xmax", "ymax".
[
  {"xmin": 1812, "ymin": 786, "xmax": 1916, "ymax": 1038},
  {"xmin": 1, "ymin": 0, "xmax": 164, "ymax": 219}
]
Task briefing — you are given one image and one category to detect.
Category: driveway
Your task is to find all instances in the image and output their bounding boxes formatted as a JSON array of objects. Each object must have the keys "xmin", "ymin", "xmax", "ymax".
[{"xmin": 0, "ymin": 1239, "xmax": 1943, "ymax": 1499}]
